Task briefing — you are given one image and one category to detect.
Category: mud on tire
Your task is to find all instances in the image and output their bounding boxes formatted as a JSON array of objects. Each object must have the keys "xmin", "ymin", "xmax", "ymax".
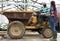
[
  {"xmin": 42, "ymin": 28, "xmax": 53, "ymax": 38},
  {"xmin": 7, "ymin": 21, "xmax": 25, "ymax": 39}
]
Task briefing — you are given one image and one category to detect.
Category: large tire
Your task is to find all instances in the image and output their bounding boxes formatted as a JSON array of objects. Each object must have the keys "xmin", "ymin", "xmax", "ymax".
[
  {"xmin": 42, "ymin": 28, "xmax": 53, "ymax": 38},
  {"xmin": 7, "ymin": 21, "xmax": 25, "ymax": 39}
]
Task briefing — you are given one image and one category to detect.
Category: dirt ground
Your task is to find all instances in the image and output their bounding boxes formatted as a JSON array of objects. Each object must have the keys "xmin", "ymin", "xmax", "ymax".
[{"xmin": 0, "ymin": 31, "xmax": 60, "ymax": 41}]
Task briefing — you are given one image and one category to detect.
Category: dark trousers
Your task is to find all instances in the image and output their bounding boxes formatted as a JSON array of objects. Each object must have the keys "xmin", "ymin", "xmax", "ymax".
[
  {"xmin": 39, "ymin": 15, "xmax": 50, "ymax": 23},
  {"xmin": 50, "ymin": 16, "xmax": 57, "ymax": 39},
  {"xmin": 50, "ymin": 17, "xmax": 56, "ymax": 32}
]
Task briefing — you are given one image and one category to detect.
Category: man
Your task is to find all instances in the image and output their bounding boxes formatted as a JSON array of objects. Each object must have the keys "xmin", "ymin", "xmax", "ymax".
[
  {"xmin": 50, "ymin": 1, "xmax": 58, "ymax": 41},
  {"xmin": 39, "ymin": 2, "xmax": 50, "ymax": 14},
  {"xmin": 37, "ymin": 2, "xmax": 50, "ymax": 25}
]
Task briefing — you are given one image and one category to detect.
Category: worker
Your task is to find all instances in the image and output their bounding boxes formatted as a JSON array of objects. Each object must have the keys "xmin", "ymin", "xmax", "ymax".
[
  {"xmin": 36, "ymin": 2, "xmax": 50, "ymax": 26},
  {"xmin": 39, "ymin": 2, "xmax": 50, "ymax": 14},
  {"xmin": 50, "ymin": 1, "xmax": 58, "ymax": 40}
]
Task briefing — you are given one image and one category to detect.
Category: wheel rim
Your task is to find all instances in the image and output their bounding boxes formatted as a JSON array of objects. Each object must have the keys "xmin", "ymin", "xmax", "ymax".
[
  {"xmin": 43, "ymin": 29, "xmax": 53, "ymax": 37},
  {"xmin": 9, "ymin": 23, "xmax": 22, "ymax": 36}
]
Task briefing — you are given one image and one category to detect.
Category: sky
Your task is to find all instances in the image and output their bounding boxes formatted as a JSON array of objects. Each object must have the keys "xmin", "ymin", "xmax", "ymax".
[
  {"xmin": 0, "ymin": 0, "xmax": 60, "ymax": 4},
  {"xmin": 37, "ymin": 0, "xmax": 60, "ymax": 4}
]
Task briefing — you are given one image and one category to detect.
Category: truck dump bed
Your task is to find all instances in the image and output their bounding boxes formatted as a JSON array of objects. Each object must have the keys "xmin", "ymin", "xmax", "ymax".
[{"xmin": 3, "ymin": 11, "xmax": 33, "ymax": 25}]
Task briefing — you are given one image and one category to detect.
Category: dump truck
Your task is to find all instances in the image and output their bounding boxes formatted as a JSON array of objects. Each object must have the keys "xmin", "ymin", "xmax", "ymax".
[{"xmin": 2, "ymin": 10, "xmax": 53, "ymax": 39}]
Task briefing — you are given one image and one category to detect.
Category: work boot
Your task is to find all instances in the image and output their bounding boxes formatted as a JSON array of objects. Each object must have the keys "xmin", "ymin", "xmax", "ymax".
[
  {"xmin": 53, "ymin": 31, "xmax": 57, "ymax": 39},
  {"xmin": 50, "ymin": 31, "xmax": 57, "ymax": 41}
]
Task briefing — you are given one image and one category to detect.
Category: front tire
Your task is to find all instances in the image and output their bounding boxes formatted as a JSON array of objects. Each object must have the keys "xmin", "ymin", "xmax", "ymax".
[
  {"xmin": 7, "ymin": 21, "xmax": 25, "ymax": 39},
  {"xmin": 42, "ymin": 28, "xmax": 53, "ymax": 38}
]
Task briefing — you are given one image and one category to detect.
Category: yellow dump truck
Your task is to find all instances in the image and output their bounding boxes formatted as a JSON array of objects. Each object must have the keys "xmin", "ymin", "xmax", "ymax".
[{"xmin": 3, "ymin": 10, "xmax": 53, "ymax": 39}]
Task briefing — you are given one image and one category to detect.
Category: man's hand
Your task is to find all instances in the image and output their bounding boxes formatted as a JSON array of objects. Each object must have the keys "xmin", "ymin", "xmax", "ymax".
[
  {"xmin": 51, "ymin": 14, "xmax": 54, "ymax": 16},
  {"xmin": 45, "ymin": 14, "xmax": 50, "ymax": 16}
]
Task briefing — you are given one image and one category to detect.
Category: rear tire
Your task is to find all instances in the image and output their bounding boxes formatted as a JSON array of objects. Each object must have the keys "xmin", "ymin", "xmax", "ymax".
[{"xmin": 7, "ymin": 21, "xmax": 25, "ymax": 39}]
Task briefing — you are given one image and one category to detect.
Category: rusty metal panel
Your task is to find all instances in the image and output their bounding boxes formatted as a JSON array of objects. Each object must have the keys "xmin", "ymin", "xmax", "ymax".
[{"xmin": 3, "ymin": 12, "xmax": 32, "ymax": 20}]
